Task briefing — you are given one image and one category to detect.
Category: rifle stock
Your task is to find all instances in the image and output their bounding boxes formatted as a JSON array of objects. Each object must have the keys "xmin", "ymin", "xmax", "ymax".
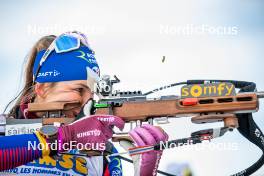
[{"xmin": 95, "ymin": 93, "xmax": 258, "ymax": 122}]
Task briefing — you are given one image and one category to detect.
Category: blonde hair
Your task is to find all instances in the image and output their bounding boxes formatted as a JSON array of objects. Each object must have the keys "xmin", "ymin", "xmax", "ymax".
[{"xmin": 8, "ymin": 35, "xmax": 56, "ymax": 117}]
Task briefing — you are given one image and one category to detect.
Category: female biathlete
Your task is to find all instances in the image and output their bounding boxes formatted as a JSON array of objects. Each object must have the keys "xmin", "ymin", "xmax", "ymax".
[{"xmin": 0, "ymin": 31, "xmax": 168, "ymax": 176}]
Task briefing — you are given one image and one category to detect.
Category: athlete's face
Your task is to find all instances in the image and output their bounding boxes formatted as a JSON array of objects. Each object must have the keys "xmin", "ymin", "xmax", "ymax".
[{"xmin": 34, "ymin": 80, "xmax": 93, "ymax": 118}]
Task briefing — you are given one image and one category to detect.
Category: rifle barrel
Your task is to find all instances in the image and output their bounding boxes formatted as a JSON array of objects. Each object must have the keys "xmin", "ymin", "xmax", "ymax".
[{"xmin": 257, "ymin": 91, "xmax": 264, "ymax": 98}]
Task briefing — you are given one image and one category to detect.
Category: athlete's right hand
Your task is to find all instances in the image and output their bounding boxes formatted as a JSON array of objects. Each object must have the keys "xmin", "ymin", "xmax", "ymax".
[{"xmin": 58, "ymin": 115, "xmax": 125, "ymax": 151}]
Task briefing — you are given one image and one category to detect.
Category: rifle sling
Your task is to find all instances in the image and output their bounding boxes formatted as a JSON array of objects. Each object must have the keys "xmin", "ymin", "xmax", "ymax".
[
  {"xmin": 232, "ymin": 83, "xmax": 264, "ymax": 176},
  {"xmin": 233, "ymin": 113, "xmax": 264, "ymax": 176}
]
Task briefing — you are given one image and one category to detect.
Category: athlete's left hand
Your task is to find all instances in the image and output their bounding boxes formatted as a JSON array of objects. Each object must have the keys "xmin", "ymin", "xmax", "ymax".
[{"xmin": 129, "ymin": 124, "xmax": 168, "ymax": 176}]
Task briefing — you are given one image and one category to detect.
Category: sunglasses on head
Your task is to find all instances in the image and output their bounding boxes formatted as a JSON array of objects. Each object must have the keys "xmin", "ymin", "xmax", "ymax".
[{"xmin": 33, "ymin": 32, "xmax": 93, "ymax": 84}]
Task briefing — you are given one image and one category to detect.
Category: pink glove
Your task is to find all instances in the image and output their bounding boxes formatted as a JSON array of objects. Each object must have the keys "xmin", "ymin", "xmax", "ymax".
[
  {"xmin": 58, "ymin": 115, "xmax": 125, "ymax": 151},
  {"xmin": 129, "ymin": 124, "xmax": 168, "ymax": 176}
]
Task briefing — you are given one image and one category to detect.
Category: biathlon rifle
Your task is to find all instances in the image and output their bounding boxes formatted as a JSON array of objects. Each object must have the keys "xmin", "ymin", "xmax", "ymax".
[{"xmin": 1, "ymin": 76, "xmax": 264, "ymax": 176}]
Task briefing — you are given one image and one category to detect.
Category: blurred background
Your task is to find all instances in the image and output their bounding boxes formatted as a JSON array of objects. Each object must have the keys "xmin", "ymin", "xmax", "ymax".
[{"xmin": 0, "ymin": 0, "xmax": 263, "ymax": 175}]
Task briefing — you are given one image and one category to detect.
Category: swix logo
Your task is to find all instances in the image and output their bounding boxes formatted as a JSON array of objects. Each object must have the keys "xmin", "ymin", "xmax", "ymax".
[
  {"xmin": 255, "ymin": 129, "xmax": 261, "ymax": 137},
  {"xmin": 232, "ymin": 170, "xmax": 246, "ymax": 176},
  {"xmin": 255, "ymin": 128, "xmax": 264, "ymax": 145},
  {"xmin": 37, "ymin": 70, "xmax": 60, "ymax": 77}
]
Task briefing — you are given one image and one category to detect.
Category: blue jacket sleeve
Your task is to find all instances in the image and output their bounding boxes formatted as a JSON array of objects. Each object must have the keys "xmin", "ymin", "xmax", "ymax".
[{"xmin": 0, "ymin": 133, "xmax": 44, "ymax": 171}]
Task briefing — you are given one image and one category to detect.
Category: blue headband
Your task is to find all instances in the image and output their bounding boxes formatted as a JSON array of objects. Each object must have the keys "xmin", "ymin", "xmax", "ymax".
[{"xmin": 33, "ymin": 46, "xmax": 100, "ymax": 84}]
